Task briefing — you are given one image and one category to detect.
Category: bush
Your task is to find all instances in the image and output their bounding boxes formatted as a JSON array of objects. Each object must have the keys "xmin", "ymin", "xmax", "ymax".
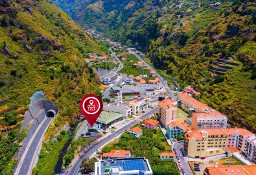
[{"xmin": 4, "ymin": 111, "xmax": 17, "ymax": 126}]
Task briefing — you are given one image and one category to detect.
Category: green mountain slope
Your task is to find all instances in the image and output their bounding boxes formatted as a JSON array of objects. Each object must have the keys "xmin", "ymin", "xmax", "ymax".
[
  {"xmin": 53, "ymin": 0, "xmax": 256, "ymax": 131},
  {"xmin": 52, "ymin": 0, "xmax": 165, "ymax": 51},
  {"xmin": 0, "ymin": 0, "xmax": 107, "ymax": 173}
]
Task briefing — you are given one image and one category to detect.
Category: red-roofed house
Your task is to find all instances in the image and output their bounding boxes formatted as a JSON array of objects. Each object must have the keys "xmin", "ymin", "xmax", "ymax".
[
  {"xmin": 166, "ymin": 119, "xmax": 189, "ymax": 139},
  {"xmin": 183, "ymin": 86, "xmax": 200, "ymax": 97},
  {"xmin": 128, "ymin": 127, "xmax": 143, "ymax": 137},
  {"xmin": 102, "ymin": 150, "xmax": 131, "ymax": 159},
  {"xmin": 158, "ymin": 98, "xmax": 177, "ymax": 128},
  {"xmin": 143, "ymin": 119, "xmax": 159, "ymax": 129},
  {"xmin": 148, "ymin": 77, "xmax": 160, "ymax": 84},
  {"xmin": 160, "ymin": 152, "xmax": 175, "ymax": 160}
]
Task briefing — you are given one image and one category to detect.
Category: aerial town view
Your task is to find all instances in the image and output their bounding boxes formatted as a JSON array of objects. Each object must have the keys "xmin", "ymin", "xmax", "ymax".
[{"xmin": 0, "ymin": 0, "xmax": 256, "ymax": 175}]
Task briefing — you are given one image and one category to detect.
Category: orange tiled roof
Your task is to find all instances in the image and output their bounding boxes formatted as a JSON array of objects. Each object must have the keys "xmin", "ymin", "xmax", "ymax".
[
  {"xmin": 227, "ymin": 147, "xmax": 240, "ymax": 153},
  {"xmin": 150, "ymin": 70, "xmax": 156, "ymax": 74},
  {"xmin": 159, "ymin": 98, "xmax": 176, "ymax": 109},
  {"xmin": 143, "ymin": 119, "xmax": 159, "ymax": 126},
  {"xmin": 183, "ymin": 86, "xmax": 200, "ymax": 95},
  {"xmin": 137, "ymin": 79, "xmax": 146, "ymax": 84},
  {"xmin": 149, "ymin": 77, "xmax": 160, "ymax": 83},
  {"xmin": 186, "ymin": 128, "xmax": 254, "ymax": 139},
  {"xmin": 103, "ymin": 150, "xmax": 131, "ymax": 158},
  {"xmin": 129, "ymin": 127, "xmax": 142, "ymax": 134},
  {"xmin": 206, "ymin": 165, "xmax": 256, "ymax": 175},
  {"xmin": 225, "ymin": 128, "xmax": 254, "ymax": 137},
  {"xmin": 160, "ymin": 152, "xmax": 175, "ymax": 157},
  {"xmin": 169, "ymin": 119, "xmax": 189, "ymax": 132},
  {"xmin": 178, "ymin": 93, "xmax": 209, "ymax": 111},
  {"xmin": 192, "ymin": 111, "xmax": 225, "ymax": 118}
]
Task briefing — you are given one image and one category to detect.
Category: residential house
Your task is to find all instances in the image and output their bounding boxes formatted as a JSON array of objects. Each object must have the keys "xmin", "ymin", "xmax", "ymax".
[
  {"xmin": 148, "ymin": 77, "xmax": 160, "ymax": 84},
  {"xmin": 160, "ymin": 152, "xmax": 175, "ymax": 160},
  {"xmin": 158, "ymin": 98, "xmax": 177, "ymax": 128},
  {"xmin": 166, "ymin": 119, "xmax": 189, "ymax": 139},
  {"xmin": 129, "ymin": 97, "xmax": 150, "ymax": 115},
  {"xmin": 184, "ymin": 128, "xmax": 254, "ymax": 158},
  {"xmin": 143, "ymin": 119, "xmax": 159, "ymax": 129},
  {"xmin": 102, "ymin": 150, "xmax": 131, "ymax": 159},
  {"xmin": 183, "ymin": 86, "xmax": 200, "ymax": 97},
  {"xmin": 129, "ymin": 127, "xmax": 143, "ymax": 137}
]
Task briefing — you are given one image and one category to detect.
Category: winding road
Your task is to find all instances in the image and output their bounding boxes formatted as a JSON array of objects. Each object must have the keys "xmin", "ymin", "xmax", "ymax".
[{"xmin": 69, "ymin": 109, "xmax": 156, "ymax": 175}]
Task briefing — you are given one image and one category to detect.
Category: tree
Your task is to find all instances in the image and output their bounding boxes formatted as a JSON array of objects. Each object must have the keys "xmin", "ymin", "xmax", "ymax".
[
  {"xmin": 4, "ymin": 112, "xmax": 17, "ymax": 126},
  {"xmin": 81, "ymin": 158, "xmax": 96, "ymax": 173}
]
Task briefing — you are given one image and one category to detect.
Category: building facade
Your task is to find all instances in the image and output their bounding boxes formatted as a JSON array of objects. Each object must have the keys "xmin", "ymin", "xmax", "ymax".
[
  {"xmin": 143, "ymin": 119, "xmax": 159, "ymax": 129},
  {"xmin": 160, "ymin": 152, "xmax": 175, "ymax": 160},
  {"xmin": 166, "ymin": 119, "xmax": 188, "ymax": 139},
  {"xmin": 191, "ymin": 111, "xmax": 227, "ymax": 129},
  {"xmin": 178, "ymin": 93, "xmax": 210, "ymax": 113},
  {"xmin": 129, "ymin": 97, "xmax": 150, "ymax": 115},
  {"xmin": 243, "ymin": 135, "xmax": 256, "ymax": 163},
  {"xmin": 128, "ymin": 127, "xmax": 143, "ymax": 137},
  {"xmin": 185, "ymin": 128, "xmax": 253, "ymax": 158},
  {"xmin": 158, "ymin": 99, "xmax": 177, "ymax": 128}
]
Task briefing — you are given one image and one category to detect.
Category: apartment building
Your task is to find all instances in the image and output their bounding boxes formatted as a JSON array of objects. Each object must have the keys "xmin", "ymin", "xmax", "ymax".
[
  {"xmin": 185, "ymin": 128, "xmax": 254, "ymax": 158},
  {"xmin": 243, "ymin": 135, "xmax": 256, "ymax": 163},
  {"xmin": 158, "ymin": 98, "xmax": 177, "ymax": 128},
  {"xmin": 178, "ymin": 93, "xmax": 210, "ymax": 113},
  {"xmin": 191, "ymin": 111, "xmax": 227, "ymax": 129}
]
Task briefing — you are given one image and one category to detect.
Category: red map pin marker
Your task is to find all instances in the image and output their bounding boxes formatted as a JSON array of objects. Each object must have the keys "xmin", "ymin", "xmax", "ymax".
[{"xmin": 80, "ymin": 94, "xmax": 103, "ymax": 127}]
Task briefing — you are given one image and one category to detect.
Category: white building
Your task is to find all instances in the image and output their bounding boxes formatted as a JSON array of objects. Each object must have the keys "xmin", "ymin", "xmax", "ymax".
[
  {"xmin": 129, "ymin": 97, "xmax": 151, "ymax": 115},
  {"xmin": 244, "ymin": 135, "xmax": 256, "ymax": 163},
  {"xmin": 95, "ymin": 158, "xmax": 153, "ymax": 175}
]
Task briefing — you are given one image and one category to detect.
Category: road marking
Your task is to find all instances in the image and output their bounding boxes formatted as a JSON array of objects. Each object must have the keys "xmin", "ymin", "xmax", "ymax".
[{"xmin": 14, "ymin": 117, "xmax": 48, "ymax": 175}]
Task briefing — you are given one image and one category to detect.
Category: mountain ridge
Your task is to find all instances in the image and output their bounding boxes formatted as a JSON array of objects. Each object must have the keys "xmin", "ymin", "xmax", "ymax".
[{"xmin": 0, "ymin": 0, "xmax": 107, "ymax": 174}]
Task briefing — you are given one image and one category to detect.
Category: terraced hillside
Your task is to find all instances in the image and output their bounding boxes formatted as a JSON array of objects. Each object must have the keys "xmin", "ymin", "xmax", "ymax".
[
  {"xmin": 0, "ymin": 0, "xmax": 107, "ymax": 174},
  {"xmin": 52, "ymin": 0, "xmax": 256, "ymax": 132}
]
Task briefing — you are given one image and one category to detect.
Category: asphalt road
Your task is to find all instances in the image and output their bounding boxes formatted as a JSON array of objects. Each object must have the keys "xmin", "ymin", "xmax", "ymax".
[
  {"xmin": 173, "ymin": 142, "xmax": 194, "ymax": 175},
  {"xmin": 99, "ymin": 48, "xmax": 123, "ymax": 79},
  {"xmin": 15, "ymin": 117, "xmax": 53, "ymax": 175},
  {"xmin": 69, "ymin": 109, "xmax": 156, "ymax": 175},
  {"xmin": 102, "ymin": 48, "xmax": 124, "ymax": 99}
]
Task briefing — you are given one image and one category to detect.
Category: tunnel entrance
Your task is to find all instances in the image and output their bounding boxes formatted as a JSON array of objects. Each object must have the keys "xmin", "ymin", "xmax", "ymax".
[{"xmin": 46, "ymin": 110, "xmax": 55, "ymax": 117}]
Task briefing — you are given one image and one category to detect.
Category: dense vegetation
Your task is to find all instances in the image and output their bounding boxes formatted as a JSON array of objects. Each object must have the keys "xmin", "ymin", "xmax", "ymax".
[
  {"xmin": 120, "ymin": 54, "xmax": 150, "ymax": 76},
  {"xmin": 0, "ymin": 0, "xmax": 107, "ymax": 174},
  {"xmin": 101, "ymin": 125, "xmax": 180, "ymax": 175},
  {"xmin": 54, "ymin": 0, "xmax": 256, "ymax": 132}
]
